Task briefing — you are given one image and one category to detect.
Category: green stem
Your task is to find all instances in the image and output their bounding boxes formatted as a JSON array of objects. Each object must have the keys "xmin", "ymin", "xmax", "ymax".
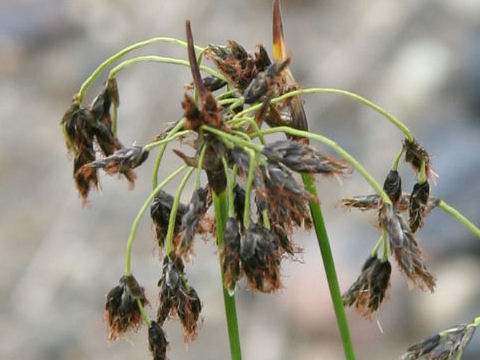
[
  {"xmin": 152, "ymin": 118, "xmax": 186, "ymax": 189},
  {"xmin": 392, "ymin": 148, "xmax": 403, "ymax": 171},
  {"xmin": 76, "ymin": 37, "xmax": 204, "ymax": 104},
  {"xmin": 164, "ymin": 167, "xmax": 195, "ymax": 255},
  {"xmin": 195, "ymin": 144, "xmax": 208, "ymax": 189},
  {"xmin": 143, "ymin": 130, "xmax": 192, "ymax": 152},
  {"xmin": 201, "ymin": 125, "xmax": 262, "ymax": 152},
  {"xmin": 213, "ymin": 191, "xmax": 242, "ymax": 360},
  {"xmin": 243, "ymin": 149, "xmax": 256, "ymax": 228},
  {"xmin": 418, "ymin": 159, "xmax": 427, "ymax": 184},
  {"xmin": 261, "ymin": 126, "xmax": 392, "ymax": 204},
  {"xmin": 136, "ymin": 298, "xmax": 151, "ymax": 327},
  {"xmin": 437, "ymin": 200, "xmax": 480, "ymax": 239},
  {"xmin": 125, "ymin": 165, "xmax": 187, "ymax": 275},
  {"xmin": 108, "ymin": 55, "xmax": 226, "ymax": 82},
  {"xmin": 302, "ymin": 173, "xmax": 356, "ymax": 360},
  {"xmin": 234, "ymin": 88, "xmax": 413, "ymax": 141},
  {"xmin": 112, "ymin": 103, "xmax": 119, "ymax": 137}
]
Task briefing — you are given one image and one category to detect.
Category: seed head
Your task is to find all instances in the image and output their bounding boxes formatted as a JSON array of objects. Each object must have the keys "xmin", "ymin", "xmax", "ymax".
[
  {"xmin": 177, "ymin": 187, "xmax": 209, "ymax": 256},
  {"xmin": 262, "ymin": 140, "xmax": 350, "ymax": 175},
  {"xmin": 379, "ymin": 203, "xmax": 436, "ymax": 291},
  {"xmin": 342, "ymin": 255, "xmax": 391, "ymax": 318},
  {"xmin": 241, "ymin": 223, "xmax": 282, "ymax": 292},
  {"xmin": 151, "ymin": 191, "xmax": 187, "ymax": 247},
  {"xmin": 148, "ymin": 321, "xmax": 168, "ymax": 360},
  {"xmin": 383, "ymin": 170, "xmax": 402, "ymax": 204},
  {"xmin": 104, "ymin": 275, "xmax": 148, "ymax": 341},
  {"xmin": 409, "ymin": 181, "xmax": 430, "ymax": 233},
  {"xmin": 401, "ymin": 323, "xmax": 476, "ymax": 360},
  {"xmin": 403, "ymin": 138, "xmax": 432, "ymax": 178},
  {"xmin": 87, "ymin": 145, "xmax": 149, "ymax": 187},
  {"xmin": 222, "ymin": 218, "xmax": 242, "ymax": 290}
]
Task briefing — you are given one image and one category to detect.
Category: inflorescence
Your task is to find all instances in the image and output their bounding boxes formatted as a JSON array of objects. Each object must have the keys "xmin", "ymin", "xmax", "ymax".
[{"xmin": 60, "ymin": 1, "xmax": 480, "ymax": 359}]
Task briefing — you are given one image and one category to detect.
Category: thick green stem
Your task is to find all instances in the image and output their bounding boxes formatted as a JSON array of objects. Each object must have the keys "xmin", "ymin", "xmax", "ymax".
[
  {"xmin": 125, "ymin": 165, "xmax": 187, "ymax": 275},
  {"xmin": 233, "ymin": 87, "xmax": 413, "ymax": 141},
  {"xmin": 76, "ymin": 37, "xmax": 203, "ymax": 104},
  {"xmin": 213, "ymin": 191, "xmax": 242, "ymax": 360},
  {"xmin": 302, "ymin": 173, "xmax": 356, "ymax": 360},
  {"xmin": 437, "ymin": 200, "xmax": 480, "ymax": 239}
]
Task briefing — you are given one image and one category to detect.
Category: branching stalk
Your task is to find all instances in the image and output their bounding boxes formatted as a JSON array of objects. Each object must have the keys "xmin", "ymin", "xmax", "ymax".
[{"xmin": 125, "ymin": 165, "xmax": 187, "ymax": 275}]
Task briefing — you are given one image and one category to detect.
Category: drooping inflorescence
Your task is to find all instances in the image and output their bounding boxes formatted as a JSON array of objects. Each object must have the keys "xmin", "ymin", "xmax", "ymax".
[{"xmin": 60, "ymin": 1, "xmax": 480, "ymax": 359}]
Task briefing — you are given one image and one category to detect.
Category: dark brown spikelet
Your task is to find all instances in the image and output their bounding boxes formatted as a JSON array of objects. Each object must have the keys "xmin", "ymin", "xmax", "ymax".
[
  {"xmin": 403, "ymin": 138, "xmax": 431, "ymax": 178},
  {"xmin": 202, "ymin": 75, "xmax": 227, "ymax": 91},
  {"xmin": 222, "ymin": 218, "xmax": 242, "ymax": 290},
  {"xmin": 148, "ymin": 321, "xmax": 168, "ymax": 360},
  {"xmin": 157, "ymin": 255, "xmax": 184, "ymax": 325},
  {"xmin": 379, "ymin": 203, "xmax": 436, "ymax": 291},
  {"xmin": 231, "ymin": 146, "xmax": 264, "ymax": 190},
  {"xmin": 233, "ymin": 184, "xmax": 246, "ymax": 230},
  {"xmin": 401, "ymin": 323, "xmax": 476, "ymax": 360},
  {"xmin": 178, "ymin": 187, "xmax": 209, "ymax": 256},
  {"xmin": 262, "ymin": 140, "xmax": 351, "ymax": 175},
  {"xmin": 204, "ymin": 139, "xmax": 227, "ymax": 195},
  {"xmin": 151, "ymin": 191, "xmax": 187, "ymax": 247},
  {"xmin": 409, "ymin": 181, "xmax": 430, "ymax": 233},
  {"xmin": 254, "ymin": 44, "xmax": 272, "ymax": 71},
  {"xmin": 177, "ymin": 286, "xmax": 202, "ymax": 342},
  {"xmin": 104, "ymin": 275, "xmax": 147, "ymax": 341},
  {"xmin": 240, "ymin": 223, "xmax": 281, "ymax": 292},
  {"xmin": 206, "ymin": 41, "xmax": 256, "ymax": 91},
  {"xmin": 341, "ymin": 194, "xmax": 381, "ymax": 211},
  {"xmin": 87, "ymin": 145, "xmax": 149, "ymax": 187},
  {"xmin": 342, "ymin": 255, "xmax": 391, "ymax": 318},
  {"xmin": 243, "ymin": 58, "xmax": 290, "ymax": 104},
  {"xmin": 182, "ymin": 93, "xmax": 202, "ymax": 131},
  {"xmin": 90, "ymin": 84, "xmax": 123, "ymax": 156},
  {"xmin": 258, "ymin": 161, "xmax": 313, "ymax": 232},
  {"xmin": 383, "ymin": 170, "xmax": 402, "ymax": 204}
]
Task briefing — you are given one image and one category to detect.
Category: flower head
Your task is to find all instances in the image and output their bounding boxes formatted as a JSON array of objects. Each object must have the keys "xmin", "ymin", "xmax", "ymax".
[
  {"xmin": 148, "ymin": 321, "xmax": 168, "ymax": 360},
  {"xmin": 342, "ymin": 255, "xmax": 391, "ymax": 318},
  {"xmin": 104, "ymin": 275, "xmax": 148, "ymax": 341}
]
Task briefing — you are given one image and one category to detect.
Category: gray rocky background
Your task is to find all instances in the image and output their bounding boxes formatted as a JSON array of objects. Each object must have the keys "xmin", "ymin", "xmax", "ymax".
[{"xmin": 1, "ymin": 0, "xmax": 480, "ymax": 359}]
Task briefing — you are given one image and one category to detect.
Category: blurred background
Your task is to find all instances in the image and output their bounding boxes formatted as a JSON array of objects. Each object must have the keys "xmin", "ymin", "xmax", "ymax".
[{"xmin": 1, "ymin": 0, "xmax": 480, "ymax": 359}]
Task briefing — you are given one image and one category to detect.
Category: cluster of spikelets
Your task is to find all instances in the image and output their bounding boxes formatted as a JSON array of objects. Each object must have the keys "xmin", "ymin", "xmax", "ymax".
[
  {"xmin": 60, "ymin": 1, "xmax": 480, "ymax": 359},
  {"xmin": 60, "ymin": 6, "xmax": 353, "ymax": 358},
  {"xmin": 341, "ymin": 138, "xmax": 437, "ymax": 318}
]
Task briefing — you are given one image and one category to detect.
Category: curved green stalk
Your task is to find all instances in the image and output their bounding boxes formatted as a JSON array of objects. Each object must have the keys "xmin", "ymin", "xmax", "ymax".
[
  {"xmin": 261, "ymin": 126, "xmax": 392, "ymax": 204},
  {"xmin": 143, "ymin": 130, "xmax": 192, "ymax": 152},
  {"xmin": 108, "ymin": 56, "xmax": 226, "ymax": 82},
  {"xmin": 76, "ymin": 37, "xmax": 204, "ymax": 104},
  {"xmin": 201, "ymin": 125, "xmax": 262, "ymax": 152},
  {"xmin": 112, "ymin": 103, "xmax": 119, "ymax": 137},
  {"xmin": 243, "ymin": 149, "xmax": 256, "ymax": 228},
  {"xmin": 302, "ymin": 173, "xmax": 356, "ymax": 360},
  {"xmin": 62, "ymin": 124, "xmax": 78, "ymax": 156},
  {"xmin": 152, "ymin": 118, "xmax": 186, "ymax": 189},
  {"xmin": 164, "ymin": 167, "xmax": 195, "ymax": 255},
  {"xmin": 137, "ymin": 298, "xmax": 151, "ymax": 327},
  {"xmin": 233, "ymin": 88, "xmax": 413, "ymax": 141},
  {"xmin": 125, "ymin": 164, "xmax": 187, "ymax": 275},
  {"xmin": 213, "ymin": 191, "xmax": 242, "ymax": 360},
  {"xmin": 392, "ymin": 148, "xmax": 403, "ymax": 171},
  {"xmin": 437, "ymin": 200, "xmax": 480, "ymax": 239}
]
